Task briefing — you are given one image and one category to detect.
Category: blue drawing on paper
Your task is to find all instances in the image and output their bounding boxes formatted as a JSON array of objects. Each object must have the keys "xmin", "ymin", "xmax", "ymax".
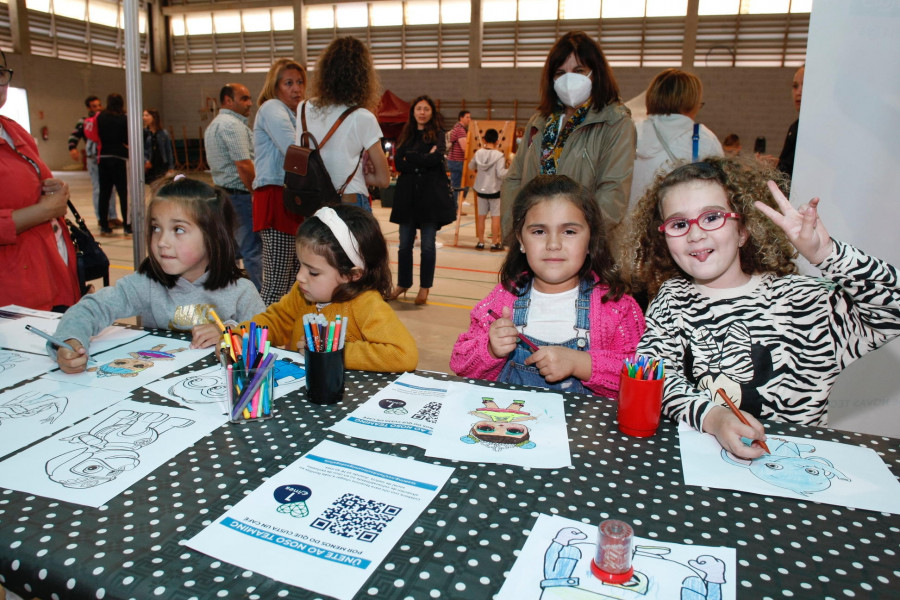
[
  {"xmin": 539, "ymin": 527, "xmax": 727, "ymax": 600},
  {"xmin": 720, "ymin": 437, "xmax": 850, "ymax": 496}
]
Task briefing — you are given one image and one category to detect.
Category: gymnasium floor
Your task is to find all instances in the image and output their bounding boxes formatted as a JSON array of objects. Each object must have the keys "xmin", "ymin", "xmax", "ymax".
[{"xmin": 59, "ymin": 170, "xmax": 504, "ymax": 374}]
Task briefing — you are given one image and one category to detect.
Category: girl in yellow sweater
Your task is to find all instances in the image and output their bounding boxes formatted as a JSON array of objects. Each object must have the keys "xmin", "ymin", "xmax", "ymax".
[{"xmin": 247, "ymin": 205, "xmax": 418, "ymax": 372}]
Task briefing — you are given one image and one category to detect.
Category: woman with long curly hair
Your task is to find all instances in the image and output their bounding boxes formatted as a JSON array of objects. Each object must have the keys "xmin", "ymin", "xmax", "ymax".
[
  {"xmin": 388, "ymin": 95, "xmax": 456, "ymax": 305},
  {"xmin": 296, "ymin": 36, "xmax": 390, "ymax": 211},
  {"xmin": 627, "ymin": 156, "xmax": 900, "ymax": 459}
]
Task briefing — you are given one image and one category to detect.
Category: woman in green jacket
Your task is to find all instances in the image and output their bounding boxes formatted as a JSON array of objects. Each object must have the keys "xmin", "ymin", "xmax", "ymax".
[{"xmin": 501, "ymin": 31, "xmax": 636, "ymax": 243}]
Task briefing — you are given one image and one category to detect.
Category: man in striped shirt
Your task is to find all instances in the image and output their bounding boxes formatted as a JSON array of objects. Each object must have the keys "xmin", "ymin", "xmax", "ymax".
[{"xmin": 205, "ymin": 83, "xmax": 262, "ymax": 290}]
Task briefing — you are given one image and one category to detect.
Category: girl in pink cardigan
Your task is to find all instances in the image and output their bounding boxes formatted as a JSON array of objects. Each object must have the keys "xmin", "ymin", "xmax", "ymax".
[{"xmin": 451, "ymin": 175, "xmax": 644, "ymax": 397}]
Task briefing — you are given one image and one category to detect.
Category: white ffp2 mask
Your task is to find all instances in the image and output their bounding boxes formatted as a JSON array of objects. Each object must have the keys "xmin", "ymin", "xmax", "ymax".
[{"xmin": 553, "ymin": 72, "xmax": 592, "ymax": 108}]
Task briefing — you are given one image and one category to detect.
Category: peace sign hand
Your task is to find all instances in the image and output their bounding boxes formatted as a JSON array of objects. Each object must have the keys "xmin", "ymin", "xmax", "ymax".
[{"xmin": 754, "ymin": 180, "xmax": 833, "ymax": 265}]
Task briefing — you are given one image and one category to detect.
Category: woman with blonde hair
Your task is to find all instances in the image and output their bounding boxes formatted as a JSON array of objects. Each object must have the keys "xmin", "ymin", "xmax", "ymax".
[
  {"xmin": 297, "ymin": 36, "xmax": 390, "ymax": 212},
  {"xmin": 628, "ymin": 68, "xmax": 723, "ymax": 210},
  {"xmin": 252, "ymin": 58, "xmax": 307, "ymax": 304}
]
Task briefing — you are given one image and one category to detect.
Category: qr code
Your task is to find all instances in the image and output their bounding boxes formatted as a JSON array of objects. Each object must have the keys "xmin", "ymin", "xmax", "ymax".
[
  {"xmin": 310, "ymin": 493, "xmax": 402, "ymax": 542},
  {"xmin": 411, "ymin": 401, "xmax": 442, "ymax": 424}
]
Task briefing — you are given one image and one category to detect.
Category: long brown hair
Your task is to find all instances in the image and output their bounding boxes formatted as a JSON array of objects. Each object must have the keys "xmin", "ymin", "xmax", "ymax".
[
  {"xmin": 537, "ymin": 31, "xmax": 620, "ymax": 117},
  {"xmin": 500, "ymin": 175, "xmax": 626, "ymax": 302},
  {"xmin": 624, "ymin": 156, "xmax": 798, "ymax": 298},
  {"xmin": 397, "ymin": 95, "xmax": 444, "ymax": 147},
  {"xmin": 295, "ymin": 205, "xmax": 392, "ymax": 301},
  {"xmin": 139, "ymin": 176, "xmax": 246, "ymax": 290},
  {"xmin": 311, "ymin": 36, "xmax": 380, "ymax": 112}
]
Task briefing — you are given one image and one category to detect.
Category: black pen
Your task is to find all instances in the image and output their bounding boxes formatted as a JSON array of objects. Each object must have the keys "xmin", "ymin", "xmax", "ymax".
[{"xmin": 25, "ymin": 324, "xmax": 96, "ymax": 364}]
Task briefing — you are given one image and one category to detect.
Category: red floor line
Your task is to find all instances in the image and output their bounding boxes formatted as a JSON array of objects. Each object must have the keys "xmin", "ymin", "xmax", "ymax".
[{"xmin": 388, "ymin": 260, "xmax": 497, "ymax": 275}]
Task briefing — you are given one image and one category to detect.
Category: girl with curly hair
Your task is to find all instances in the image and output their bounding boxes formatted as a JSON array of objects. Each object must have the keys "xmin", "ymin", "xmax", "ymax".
[
  {"xmin": 627, "ymin": 157, "xmax": 900, "ymax": 459},
  {"xmin": 451, "ymin": 175, "xmax": 645, "ymax": 397},
  {"xmin": 295, "ymin": 36, "xmax": 390, "ymax": 212}
]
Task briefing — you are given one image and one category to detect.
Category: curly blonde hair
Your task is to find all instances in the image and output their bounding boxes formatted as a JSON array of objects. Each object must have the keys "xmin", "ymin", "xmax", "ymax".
[
  {"xmin": 623, "ymin": 156, "xmax": 798, "ymax": 298},
  {"xmin": 310, "ymin": 36, "xmax": 380, "ymax": 112}
]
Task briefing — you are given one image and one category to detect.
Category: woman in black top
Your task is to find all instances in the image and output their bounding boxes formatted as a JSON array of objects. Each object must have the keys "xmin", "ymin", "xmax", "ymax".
[
  {"xmin": 97, "ymin": 93, "xmax": 130, "ymax": 235},
  {"xmin": 388, "ymin": 95, "xmax": 456, "ymax": 305},
  {"xmin": 142, "ymin": 109, "xmax": 174, "ymax": 185}
]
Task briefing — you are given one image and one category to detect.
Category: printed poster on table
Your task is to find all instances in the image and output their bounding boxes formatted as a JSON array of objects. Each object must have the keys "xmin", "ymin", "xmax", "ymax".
[
  {"xmin": 40, "ymin": 334, "xmax": 211, "ymax": 393},
  {"xmin": 185, "ymin": 439, "xmax": 454, "ymax": 600},
  {"xmin": 0, "ymin": 378, "xmax": 111, "ymax": 459},
  {"xmin": 0, "ymin": 399, "xmax": 224, "ymax": 507},
  {"xmin": 498, "ymin": 513, "xmax": 737, "ymax": 600},
  {"xmin": 330, "ymin": 372, "xmax": 447, "ymax": 447},
  {"xmin": 678, "ymin": 423, "xmax": 900, "ymax": 515},
  {"xmin": 425, "ymin": 382, "xmax": 572, "ymax": 469}
]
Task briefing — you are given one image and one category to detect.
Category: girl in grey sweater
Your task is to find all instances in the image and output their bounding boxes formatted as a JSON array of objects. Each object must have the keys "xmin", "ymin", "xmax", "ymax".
[{"xmin": 52, "ymin": 176, "xmax": 264, "ymax": 373}]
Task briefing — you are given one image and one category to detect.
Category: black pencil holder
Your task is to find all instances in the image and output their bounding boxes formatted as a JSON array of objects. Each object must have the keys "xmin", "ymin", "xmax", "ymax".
[{"xmin": 304, "ymin": 348, "xmax": 345, "ymax": 405}]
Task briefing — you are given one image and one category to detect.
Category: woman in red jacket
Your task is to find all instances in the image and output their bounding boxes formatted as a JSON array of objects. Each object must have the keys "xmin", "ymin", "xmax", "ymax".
[{"xmin": 0, "ymin": 50, "xmax": 80, "ymax": 311}]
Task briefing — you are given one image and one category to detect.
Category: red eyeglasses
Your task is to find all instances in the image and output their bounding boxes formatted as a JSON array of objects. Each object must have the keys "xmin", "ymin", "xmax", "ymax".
[{"xmin": 658, "ymin": 210, "xmax": 741, "ymax": 238}]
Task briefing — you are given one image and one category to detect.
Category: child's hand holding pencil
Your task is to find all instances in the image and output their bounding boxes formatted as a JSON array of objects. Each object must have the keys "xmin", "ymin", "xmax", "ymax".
[
  {"xmin": 704, "ymin": 388, "xmax": 769, "ymax": 460},
  {"xmin": 486, "ymin": 307, "xmax": 528, "ymax": 359}
]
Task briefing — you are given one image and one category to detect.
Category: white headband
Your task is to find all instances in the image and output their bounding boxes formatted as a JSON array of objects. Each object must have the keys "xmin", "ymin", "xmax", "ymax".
[{"xmin": 313, "ymin": 207, "xmax": 364, "ymax": 269}]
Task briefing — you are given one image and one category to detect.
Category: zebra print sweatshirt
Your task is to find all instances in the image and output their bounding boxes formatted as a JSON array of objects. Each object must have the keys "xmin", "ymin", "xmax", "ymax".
[{"xmin": 637, "ymin": 239, "xmax": 900, "ymax": 430}]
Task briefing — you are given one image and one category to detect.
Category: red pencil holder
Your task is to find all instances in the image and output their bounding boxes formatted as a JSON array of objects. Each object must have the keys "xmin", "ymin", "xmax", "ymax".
[{"xmin": 616, "ymin": 373, "xmax": 663, "ymax": 438}]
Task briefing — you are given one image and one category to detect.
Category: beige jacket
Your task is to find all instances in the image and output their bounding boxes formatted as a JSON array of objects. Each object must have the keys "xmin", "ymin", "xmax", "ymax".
[{"xmin": 501, "ymin": 101, "xmax": 636, "ymax": 237}]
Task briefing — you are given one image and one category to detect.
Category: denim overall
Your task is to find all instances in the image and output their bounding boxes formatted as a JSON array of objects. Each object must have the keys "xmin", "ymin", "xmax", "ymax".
[{"xmin": 497, "ymin": 280, "xmax": 591, "ymax": 393}]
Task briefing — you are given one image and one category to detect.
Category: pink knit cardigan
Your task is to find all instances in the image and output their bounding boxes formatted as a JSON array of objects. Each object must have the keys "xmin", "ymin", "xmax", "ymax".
[{"xmin": 450, "ymin": 280, "xmax": 645, "ymax": 397}]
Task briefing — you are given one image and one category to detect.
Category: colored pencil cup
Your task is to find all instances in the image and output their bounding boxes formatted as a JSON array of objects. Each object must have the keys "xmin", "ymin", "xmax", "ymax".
[
  {"xmin": 304, "ymin": 348, "xmax": 345, "ymax": 405},
  {"xmin": 616, "ymin": 373, "xmax": 663, "ymax": 437},
  {"xmin": 227, "ymin": 364, "xmax": 276, "ymax": 423}
]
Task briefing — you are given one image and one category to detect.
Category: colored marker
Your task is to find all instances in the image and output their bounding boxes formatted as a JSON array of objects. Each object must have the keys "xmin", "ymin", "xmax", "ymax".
[
  {"xmin": 25, "ymin": 325, "xmax": 96, "ymax": 363},
  {"xmin": 486, "ymin": 308, "xmax": 539, "ymax": 352},
  {"xmin": 716, "ymin": 388, "xmax": 770, "ymax": 454}
]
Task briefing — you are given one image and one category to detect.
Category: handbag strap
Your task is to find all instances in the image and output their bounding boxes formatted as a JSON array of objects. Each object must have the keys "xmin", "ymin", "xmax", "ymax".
[
  {"xmin": 299, "ymin": 101, "xmax": 365, "ymax": 196},
  {"xmin": 67, "ymin": 199, "xmax": 87, "ymax": 228},
  {"xmin": 299, "ymin": 102, "xmax": 360, "ymax": 150}
]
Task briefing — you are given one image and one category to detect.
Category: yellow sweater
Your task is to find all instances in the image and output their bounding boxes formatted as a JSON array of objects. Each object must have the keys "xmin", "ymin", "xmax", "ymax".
[{"xmin": 246, "ymin": 285, "xmax": 418, "ymax": 373}]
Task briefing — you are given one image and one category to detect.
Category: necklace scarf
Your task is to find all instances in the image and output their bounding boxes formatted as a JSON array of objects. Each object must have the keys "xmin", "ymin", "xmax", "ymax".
[{"xmin": 539, "ymin": 102, "xmax": 590, "ymax": 174}]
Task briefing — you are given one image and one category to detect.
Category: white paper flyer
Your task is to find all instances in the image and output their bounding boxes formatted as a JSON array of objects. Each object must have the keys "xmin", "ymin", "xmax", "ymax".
[
  {"xmin": 330, "ymin": 372, "xmax": 447, "ymax": 447},
  {"xmin": 185, "ymin": 439, "xmax": 454, "ymax": 600}
]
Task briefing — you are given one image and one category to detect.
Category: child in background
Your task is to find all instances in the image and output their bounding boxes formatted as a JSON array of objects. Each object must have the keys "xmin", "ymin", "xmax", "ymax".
[
  {"xmin": 626, "ymin": 157, "xmax": 900, "ymax": 459},
  {"xmin": 451, "ymin": 175, "xmax": 645, "ymax": 396},
  {"xmin": 248, "ymin": 205, "xmax": 418, "ymax": 372},
  {"xmin": 469, "ymin": 128, "xmax": 508, "ymax": 251},
  {"xmin": 53, "ymin": 176, "xmax": 265, "ymax": 373}
]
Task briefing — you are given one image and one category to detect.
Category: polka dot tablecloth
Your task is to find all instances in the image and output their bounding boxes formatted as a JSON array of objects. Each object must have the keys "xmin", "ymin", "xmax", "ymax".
[{"xmin": 1, "ymin": 337, "xmax": 899, "ymax": 599}]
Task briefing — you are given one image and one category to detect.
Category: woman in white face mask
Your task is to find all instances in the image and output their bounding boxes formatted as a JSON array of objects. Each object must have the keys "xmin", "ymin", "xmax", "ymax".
[{"xmin": 500, "ymin": 31, "xmax": 636, "ymax": 253}]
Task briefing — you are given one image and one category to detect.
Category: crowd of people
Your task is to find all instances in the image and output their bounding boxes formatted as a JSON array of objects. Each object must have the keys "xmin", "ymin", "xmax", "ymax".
[{"xmin": 4, "ymin": 33, "xmax": 897, "ymax": 454}]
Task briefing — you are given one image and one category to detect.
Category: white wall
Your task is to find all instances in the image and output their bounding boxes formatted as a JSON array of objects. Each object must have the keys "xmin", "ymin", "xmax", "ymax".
[{"xmin": 793, "ymin": 0, "xmax": 900, "ymax": 436}]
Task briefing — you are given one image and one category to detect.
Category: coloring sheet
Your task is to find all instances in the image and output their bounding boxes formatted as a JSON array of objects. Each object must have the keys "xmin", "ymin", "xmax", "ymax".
[
  {"xmin": 425, "ymin": 382, "xmax": 572, "ymax": 469},
  {"xmin": 0, "ymin": 379, "xmax": 110, "ymax": 459},
  {"xmin": 0, "ymin": 317, "xmax": 147, "ymax": 360},
  {"xmin": 269, "ymin": 349, "xmax": 307, "ymax": 395},
  {"xmin": 0, "ymin": 305, "xmax": 61, "ymax": 321},
  {"xmin": 186, "ymin": 439, "xmax": 454, "ymax": 600},
  {"xmin": 142, "ymin": 364, "xmax": 230, "ymax": 418},
  {"xmin": 678, "ymin": 423, "xmax": 900, "ymax": 514},
  {"xmin": 41, "ymin": 335, "xmax": 211, "ymax": 393},
  {"xmin": 0, "ymin": 349, "xmax": 58, "ymax": 391},
  {"xmin": 0, "ymin": 399, "xmax": 224, "ymax": 507},
  {"xmin": 498, "ymin": 513, "xmax": 736, "ymax": 600},
  {"xmin": 86, "ymin": 327, "xmax": 149, "ymax": 356},
  {"xmin": 0, "ymin": 316, "xmax": 73, "ymax": 355},
  {"xmin": 330, "ymin": 372, "xmax": 447, "ymax": 447}
]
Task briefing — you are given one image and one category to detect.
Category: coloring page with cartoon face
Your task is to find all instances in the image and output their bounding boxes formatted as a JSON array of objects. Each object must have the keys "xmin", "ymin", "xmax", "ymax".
[
  {"xmin": 41, "ymin": 334, "xmax": 211, "ymax": 393},
  {"xmin": 143, "ymin": 364, "xmax": 230, "ymax": 419},
  {"xmin": 0, "ymin": 398, "xmax": 224, "ymax": 507},
  {"xmin": 678, "ymin": 422, "xmax": 900, "ymax": 514},
  {"xmin": 0, "ymin": 348, "xmax": 58, "ymax": 391},
  {"xmin": 425, "ymin": 382, "xmax": 572, "ymax": 469}
]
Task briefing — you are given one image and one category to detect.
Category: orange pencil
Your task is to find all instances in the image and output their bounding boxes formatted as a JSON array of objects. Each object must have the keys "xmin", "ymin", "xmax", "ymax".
[{"xmin": 716, "ymin": 388, "xmax": 770, "ymax": 454}]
